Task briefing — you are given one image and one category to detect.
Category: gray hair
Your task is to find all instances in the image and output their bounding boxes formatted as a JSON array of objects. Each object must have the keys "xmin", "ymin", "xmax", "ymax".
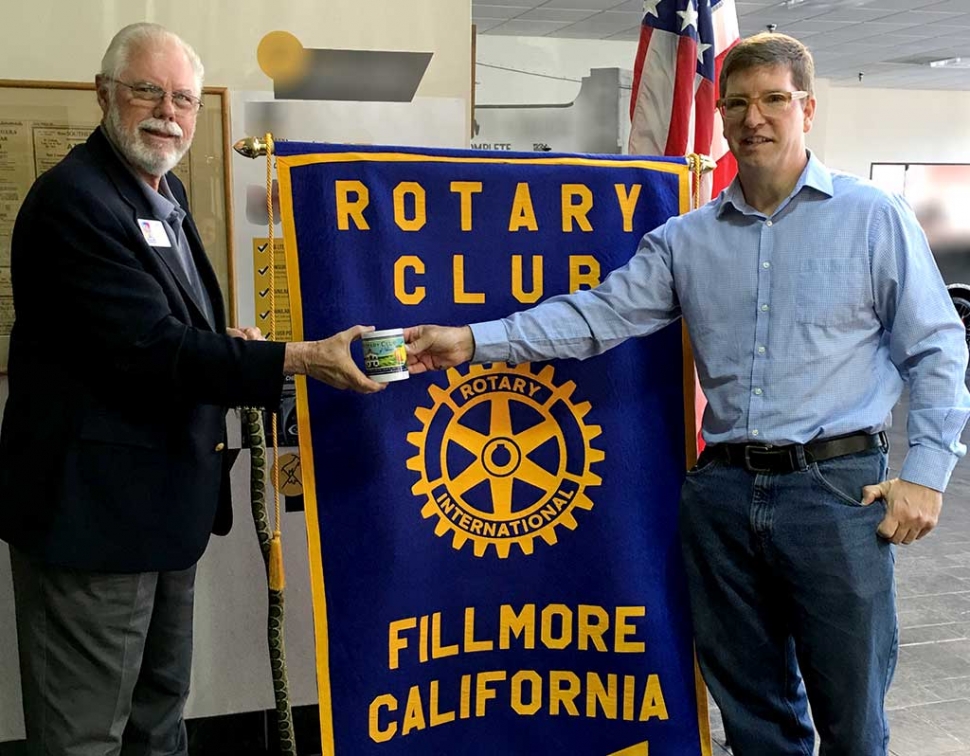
[{"xmin": 100, "ymin": 23, "xmax": 204, "ymax": 92}]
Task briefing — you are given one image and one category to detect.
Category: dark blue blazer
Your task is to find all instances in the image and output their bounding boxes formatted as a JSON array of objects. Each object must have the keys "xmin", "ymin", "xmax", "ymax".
[{"xmin": 0, "ymin": 128, "xmax": 286, "ymax": 572}]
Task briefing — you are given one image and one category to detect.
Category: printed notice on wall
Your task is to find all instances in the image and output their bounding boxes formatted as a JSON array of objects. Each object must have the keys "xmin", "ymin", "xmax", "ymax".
[
  {"xmin": 0, "ymin": 121, "xmax": 35, "ymax": 268},
  {"xmin": 31, "ymin": 125, "xmax": 93, "ymax": 176},
  {"xmin": 0, "ymin": 267, "xmax": 12, "ymax": 338},
  {"xmin": 252, "ymin": 238, "xmax": 292, "ymax": 342},
  {"xmin": 0, "ymin": 121, "xmax": 95, "ymax": 371}
]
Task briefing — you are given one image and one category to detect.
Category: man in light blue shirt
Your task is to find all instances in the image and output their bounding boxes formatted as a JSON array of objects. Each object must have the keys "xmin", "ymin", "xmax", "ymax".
[{"xmin": 405, "ymin": 33, "xmax": 970, "ymax": 755}]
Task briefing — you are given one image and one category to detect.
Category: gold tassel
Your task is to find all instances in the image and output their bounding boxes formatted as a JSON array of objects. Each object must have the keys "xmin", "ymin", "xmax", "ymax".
[{"xmin": 268, "ymin": 533, "xmax": 285, "ymax": 590}]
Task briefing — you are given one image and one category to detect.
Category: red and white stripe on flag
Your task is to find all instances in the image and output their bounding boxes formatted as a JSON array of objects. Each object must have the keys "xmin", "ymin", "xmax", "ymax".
[
  {"xmin": 629, "ymin": 0, "xmax": 740, "ymax": 196},
  {"xmin": 628, "ymin": 0, "xmax": 741, "ymax": 451},
  {"xmin": 708, "ymin": 0, "xmax": 740, "ymax": 200}
]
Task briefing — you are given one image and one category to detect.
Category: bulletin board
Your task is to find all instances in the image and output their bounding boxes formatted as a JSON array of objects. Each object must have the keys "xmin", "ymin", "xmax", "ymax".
[{"xmin": 0, "ymin": 79, "xmax": 236, "ymax": 372}]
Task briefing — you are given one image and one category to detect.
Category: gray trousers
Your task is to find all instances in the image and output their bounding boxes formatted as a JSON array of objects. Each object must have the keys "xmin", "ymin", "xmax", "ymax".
[{"xmin": 10, "ymin": 548, "xmax": 196, "ymax": 756}]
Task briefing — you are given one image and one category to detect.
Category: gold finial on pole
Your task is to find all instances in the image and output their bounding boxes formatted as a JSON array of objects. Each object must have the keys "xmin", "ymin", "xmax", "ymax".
[
  {"xmin": 686, "ymin": 153, "xmax": 717, "ymax": 174},
  {"xmin": 233, "ymin": 135, "xmax": 276, "ymax": 159},
  {"xmin": 686, "ymin": 153, "xmax": 718, "ymax": 211}
]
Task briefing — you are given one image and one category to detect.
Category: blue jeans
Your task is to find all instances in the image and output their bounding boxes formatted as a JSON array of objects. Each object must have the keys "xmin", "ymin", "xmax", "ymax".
[{"xmin": 679, "ymin": 446, "xmax": 897, "ymax": 756}]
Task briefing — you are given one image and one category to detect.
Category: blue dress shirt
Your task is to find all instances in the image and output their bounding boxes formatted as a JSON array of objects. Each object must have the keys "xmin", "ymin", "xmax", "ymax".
[
  {"xmin": 100, "ymin": 126, "xmax": 214, "ymax": 325},
  {"xmin": 471, "ymin": 152, "xmax": 970, "ymax": 492},
  {"xmin": 139, "ymin": 176, "xmax": 215, "ymax": 327}
]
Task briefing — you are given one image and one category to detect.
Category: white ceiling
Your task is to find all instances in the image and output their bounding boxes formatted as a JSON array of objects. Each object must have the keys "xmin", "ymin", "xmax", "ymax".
[{"xmin": 473, "ymin": 0, "xmax": 970, "ymax": 90}]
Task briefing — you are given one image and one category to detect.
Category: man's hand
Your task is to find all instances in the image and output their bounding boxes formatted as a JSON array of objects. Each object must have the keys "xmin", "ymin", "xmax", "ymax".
[
  {"xmin": 404, "ymin": 325, "xmax": 474, "ymax": 374},
  {"xmin": 284, "ymin": 325, "xmax": 386, "ymax": 394},
  {"xmin": 861, "ymin": 477, "xmax": 943, "ymax": 545},
  {"xmin": 227, "ymin": 326, "xmax": 265, "ymax": 341}
]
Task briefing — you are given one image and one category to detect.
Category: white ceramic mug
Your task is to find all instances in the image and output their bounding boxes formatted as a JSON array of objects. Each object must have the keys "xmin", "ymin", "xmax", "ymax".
[{"xmin": 361, "ymin": 328, "xmax": 409, "ymax": 383}]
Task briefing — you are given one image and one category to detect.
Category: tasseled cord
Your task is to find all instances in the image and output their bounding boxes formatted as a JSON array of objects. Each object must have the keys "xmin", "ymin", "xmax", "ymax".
[
  {"xmin": 265, "ymin": 131, "xmax": 285, "ymax": 594},
  {"xmin": 268, "ymin": 532, "xmax": 285, "ymax": 590}
]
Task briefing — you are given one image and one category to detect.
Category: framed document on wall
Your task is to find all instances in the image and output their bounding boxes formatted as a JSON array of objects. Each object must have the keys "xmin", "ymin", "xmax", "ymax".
[{"xmin": 0, "ymin": 80, "xmax": 236, "ymax": 373}]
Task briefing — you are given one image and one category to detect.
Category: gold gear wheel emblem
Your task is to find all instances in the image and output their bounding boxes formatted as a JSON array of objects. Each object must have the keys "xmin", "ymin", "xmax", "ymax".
[{"xmin": 407, "ymin": 363, "xmax": 604, "ymax": 558}]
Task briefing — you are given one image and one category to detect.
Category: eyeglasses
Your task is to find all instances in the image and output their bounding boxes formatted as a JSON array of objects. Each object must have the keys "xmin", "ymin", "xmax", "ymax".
[
  {"xmin": 104, "ymin": 77, "xmax": 203, "ymax": 113},
  {"xmin": 716, "ymin": 90, "xmax": 808, "ymax": 120}
]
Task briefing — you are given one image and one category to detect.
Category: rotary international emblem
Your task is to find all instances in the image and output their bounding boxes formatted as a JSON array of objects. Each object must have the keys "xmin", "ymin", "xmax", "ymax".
[{"xmin": 407, "ymin": 363, "xmax": 604, "ymax": 558}]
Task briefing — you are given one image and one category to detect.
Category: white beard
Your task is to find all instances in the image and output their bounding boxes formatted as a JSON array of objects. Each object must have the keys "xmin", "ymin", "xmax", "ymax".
[{"xmin": 105, "ymin": 104, "xmax": 191, "ymax": 179}]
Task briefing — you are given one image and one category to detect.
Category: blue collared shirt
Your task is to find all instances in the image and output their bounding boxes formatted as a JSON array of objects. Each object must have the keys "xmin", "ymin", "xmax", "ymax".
[
  {"xmin": 100, "ymin": 126, "xmax": 214, "ymax": 325},
  {"xmin": 471, "ymin": 153, "xmax": 970, "ymax": 492},
  {"xmin": 138, "ymin": 175, "xmax": 215, "ymax": 327}
]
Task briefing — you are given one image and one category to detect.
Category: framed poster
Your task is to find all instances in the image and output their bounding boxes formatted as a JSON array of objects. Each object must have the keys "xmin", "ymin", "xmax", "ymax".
[{"xmin": 0, "ymin": 79, "xmax": 236, "ymax": 372}]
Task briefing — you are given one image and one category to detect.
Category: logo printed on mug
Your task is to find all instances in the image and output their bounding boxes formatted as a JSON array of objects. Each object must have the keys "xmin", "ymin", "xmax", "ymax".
[{"xmin": 361, "ymin": 328, "xmax": 409, "ymax": 383}]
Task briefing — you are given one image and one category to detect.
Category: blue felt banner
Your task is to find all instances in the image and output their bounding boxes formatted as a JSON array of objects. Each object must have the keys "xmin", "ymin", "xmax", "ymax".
[{"xmin": 275, "ymin": 143, "xmax": 707, "ymax": 756}]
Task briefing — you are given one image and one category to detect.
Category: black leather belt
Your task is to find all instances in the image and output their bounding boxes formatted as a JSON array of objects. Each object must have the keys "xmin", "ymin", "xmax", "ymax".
[{"xmin": 706, "ymin": 431, "xmax": 888, "ymax": 474}]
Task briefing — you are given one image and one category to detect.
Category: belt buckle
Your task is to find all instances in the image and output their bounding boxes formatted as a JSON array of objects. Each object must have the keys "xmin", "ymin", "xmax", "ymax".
[
  {"xmin": 877, "ymin": 431, "xmax": 889, "ymax": 452},
  {"xmin": 743, "ymin": 445, "xmax": 775, "ymax": 473}
]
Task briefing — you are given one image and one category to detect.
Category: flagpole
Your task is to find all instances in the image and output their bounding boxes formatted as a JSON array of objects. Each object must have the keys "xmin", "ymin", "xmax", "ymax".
[{"xmin": 680, "ymin": 153, "xmax": 717, "ymax": 487}]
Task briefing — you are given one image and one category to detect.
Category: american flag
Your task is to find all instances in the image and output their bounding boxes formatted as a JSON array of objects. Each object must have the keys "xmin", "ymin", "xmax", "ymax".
[
  {"xmin": 628, "ymin": 0, "xmax": 741, "ymax": 453},
  {"xmin": 629, "ymin": 0, "xmax": 740, "ymax": 201}
]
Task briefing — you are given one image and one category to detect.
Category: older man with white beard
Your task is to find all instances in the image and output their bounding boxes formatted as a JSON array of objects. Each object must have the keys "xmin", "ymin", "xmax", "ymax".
[
  {"xmin": 0, "ymin": 23, "xmax": 383, "ymax": 756},
  {"xmin": 98, "ymin": 30, "xmax": 197, "ymax": 190}
]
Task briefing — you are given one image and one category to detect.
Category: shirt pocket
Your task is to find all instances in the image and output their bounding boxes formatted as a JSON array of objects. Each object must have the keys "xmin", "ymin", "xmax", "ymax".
[{"xmin": 796, "ymin": 257, "xmax": 869, "ymax": 326}]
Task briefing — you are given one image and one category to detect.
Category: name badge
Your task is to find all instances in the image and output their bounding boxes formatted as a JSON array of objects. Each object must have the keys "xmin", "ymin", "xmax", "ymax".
[{"xmin": 138, "ymin": 218, "xmax": 171, "ymax": 248}]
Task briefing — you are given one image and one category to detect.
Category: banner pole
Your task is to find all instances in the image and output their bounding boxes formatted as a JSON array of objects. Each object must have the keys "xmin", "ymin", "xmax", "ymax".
[
  {"xmin": 234, "ymin": 134, "xmax": 297, "ymax": 755},
  {"xmin": 684, "ymin": 152, "xmax": 718, "ymax": 756}
]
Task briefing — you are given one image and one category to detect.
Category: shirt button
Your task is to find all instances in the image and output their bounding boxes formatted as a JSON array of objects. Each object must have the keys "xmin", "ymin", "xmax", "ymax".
[
  {"xmin": 766, "ymin": 220, "xmax": 773, "ymax": 227},
  {"xmin": 752, "ymin": 429, "xmax": 760, "ymax": 436},
  {"xmin": 753, "ymin": 388, "xmax": 763, "ymax": 395},
  {"xmin": 762, "ymin": 262, "xmax": 770, "ymax": 269},
  {"xmin": 758, "ymin": 346, "xmax": 766, "ymax": 354},
  {"xmin": 761, "ymin": 304, "xmax": 769, "ymax": 312},
  {"xmin": 214, "ymin": 442, "xmax": 225, "ymax": 452}
]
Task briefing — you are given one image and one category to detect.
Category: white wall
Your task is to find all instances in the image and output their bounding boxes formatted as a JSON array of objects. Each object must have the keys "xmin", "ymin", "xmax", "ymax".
[
  {"xmin": 816, "ymin": 86, "xmax": 970, "ymax": 178},
  {"xmin": 1, "ymin": 1, "xmax": 470, "ymax": 108},
  {"xmin": 805, "ymin": 78, "xmax": 831, "ymax": 163},
  {"xmin": 476, "ymin": 35, "xmax": 637, "ymax": 106}
]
